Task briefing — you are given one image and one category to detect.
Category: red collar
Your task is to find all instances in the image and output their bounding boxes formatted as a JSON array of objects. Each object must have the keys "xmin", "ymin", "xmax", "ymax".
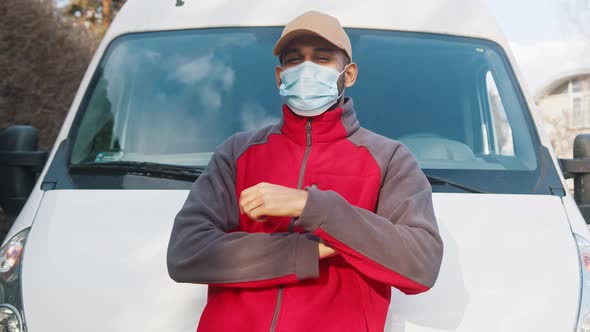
[{"xmin": 280, "ymin": 97, "xmax": 360, "ymax": 145}]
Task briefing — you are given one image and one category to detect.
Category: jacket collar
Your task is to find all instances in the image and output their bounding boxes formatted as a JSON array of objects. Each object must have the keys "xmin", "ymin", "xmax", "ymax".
[{"xmin": 280, "ymin": 97, "xmax": 360, "ymax": 145}]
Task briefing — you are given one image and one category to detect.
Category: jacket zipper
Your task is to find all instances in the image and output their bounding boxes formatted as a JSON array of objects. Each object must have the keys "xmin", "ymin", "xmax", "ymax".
[{"xmin": 269, "ymin": 118, "xmax": 312, "ymax": 332}]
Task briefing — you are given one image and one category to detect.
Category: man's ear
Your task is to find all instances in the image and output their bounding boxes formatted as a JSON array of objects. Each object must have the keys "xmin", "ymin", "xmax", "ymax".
[
  {"xmin": 275, "ymin": 65, "xmax": 282, "ymax": 88},
  {"xmin": 344, "ymin": 63, "xmax": 358, "ymax": 88}
]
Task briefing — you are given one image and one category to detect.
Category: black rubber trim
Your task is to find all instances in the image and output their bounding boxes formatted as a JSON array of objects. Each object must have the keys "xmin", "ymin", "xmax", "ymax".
[{"xmin": 40, "ymin": 139, "xmax": 193, "ymax": 190}]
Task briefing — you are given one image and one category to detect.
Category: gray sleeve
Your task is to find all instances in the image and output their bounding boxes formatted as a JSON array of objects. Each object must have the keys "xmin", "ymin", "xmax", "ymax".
[
  {"xmin": 294, "ymin": 143, "xmax": 443, "ymax": 294},
  {"xmin": 166, "ymin": 135, "xmax": 320, "ymax": 288}
]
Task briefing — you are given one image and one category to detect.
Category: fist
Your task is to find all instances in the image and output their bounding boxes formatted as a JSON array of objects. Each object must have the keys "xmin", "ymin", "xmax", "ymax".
[{"xmin": 239, "ymin": 182, "xmax": 308, "ymax": 221}]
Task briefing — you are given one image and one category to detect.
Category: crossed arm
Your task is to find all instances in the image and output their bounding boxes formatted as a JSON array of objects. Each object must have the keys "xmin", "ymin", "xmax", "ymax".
[
  {"xmin": 166, "ymin": 136, "xmax": 443, "ymax": 293},
  {"xmin": 238, "ymin": 182, "xmax": 337, "ymax": 259}
]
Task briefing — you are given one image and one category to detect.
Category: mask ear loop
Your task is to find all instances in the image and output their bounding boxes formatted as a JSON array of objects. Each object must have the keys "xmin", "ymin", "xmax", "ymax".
[{"xmin": 336, "ymin": 63, "xmax": 350, "ymax": 100}]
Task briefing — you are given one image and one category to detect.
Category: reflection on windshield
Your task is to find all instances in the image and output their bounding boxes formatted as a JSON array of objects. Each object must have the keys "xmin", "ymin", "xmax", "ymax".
[
  {"xmin": 71, "ymin": 30, "xmax": 282, "ymax": 167},
  {"xmin": 69, "ymin": 28, "xmax": 545, "ymax": 193}
]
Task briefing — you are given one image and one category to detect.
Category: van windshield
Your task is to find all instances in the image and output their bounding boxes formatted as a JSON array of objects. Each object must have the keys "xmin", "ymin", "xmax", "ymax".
[{"xmin": 68, "ymin": 28, "xmax": 559, "ymax": 194}]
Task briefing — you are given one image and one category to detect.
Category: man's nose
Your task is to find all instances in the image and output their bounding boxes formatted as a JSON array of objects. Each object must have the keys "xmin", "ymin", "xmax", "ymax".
[{"xmin": 301, "ymin": 53, "xmax": 315, "ymax": 62}]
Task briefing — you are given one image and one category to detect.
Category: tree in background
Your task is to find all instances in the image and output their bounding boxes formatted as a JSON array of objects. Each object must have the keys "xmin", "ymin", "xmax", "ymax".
[
  {"xmin": 1, "ymin": 0, "xmax": 100, "ymax": 151},
  {"xmin": 61, "ymin": 0, "xmax": 126, "ymax": 37}
]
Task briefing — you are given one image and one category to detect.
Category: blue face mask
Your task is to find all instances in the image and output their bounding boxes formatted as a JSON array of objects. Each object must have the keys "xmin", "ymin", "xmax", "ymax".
[{"xmin": 279, "ymin": 61, "xmax": 347, "ymax": 116}]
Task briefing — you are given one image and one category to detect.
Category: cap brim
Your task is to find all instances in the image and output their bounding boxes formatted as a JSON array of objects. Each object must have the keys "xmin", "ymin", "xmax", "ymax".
[{"xmin": 272, "ymin": 29, "xmax": 343, "ymax": 56}]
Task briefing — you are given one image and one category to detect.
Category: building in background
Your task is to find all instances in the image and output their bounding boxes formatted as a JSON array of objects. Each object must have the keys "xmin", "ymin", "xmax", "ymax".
[{"xmin": 535, "ymin": 69, "xmax": 590, "ymax": 159}]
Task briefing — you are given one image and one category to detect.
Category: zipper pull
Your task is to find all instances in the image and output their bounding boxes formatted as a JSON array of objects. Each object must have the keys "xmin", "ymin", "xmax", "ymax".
[{"xmin": 306, "ymin": 119, "xmax": 312, "ymax": 146}]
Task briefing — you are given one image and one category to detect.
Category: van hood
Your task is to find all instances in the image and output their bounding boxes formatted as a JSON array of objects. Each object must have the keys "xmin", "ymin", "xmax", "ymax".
[{"xmin": 21, "ymin": 190, "xmax": 579, "ymax": 332}]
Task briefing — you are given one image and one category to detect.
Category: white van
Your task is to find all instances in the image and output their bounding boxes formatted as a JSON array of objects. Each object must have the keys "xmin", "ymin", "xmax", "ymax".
[{"xmin": 1, "ymin": 0, "xmax": 590, "ymax": 331}]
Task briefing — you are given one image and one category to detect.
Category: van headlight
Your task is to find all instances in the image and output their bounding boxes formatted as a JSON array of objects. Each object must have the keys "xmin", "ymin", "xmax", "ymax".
[
  {"xmin": 0, "ymin": 304, "xmax": 23, "ymax": 332},
  {"xmin": 0, "ymin": 229, "xmax": 30, "ymax": 332},
  {"xmin": 575, "ymin": 233, "xmax": 590, "ymax": 332}
]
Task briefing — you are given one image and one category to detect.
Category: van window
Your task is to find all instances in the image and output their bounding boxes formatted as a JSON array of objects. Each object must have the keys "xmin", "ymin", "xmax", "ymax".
[
  {"xmin": 485, "ymin": 71, "xmax": 515, "ymax": 156},
  {"xmin": 68, "ymin": 28, "xmax": 552, "ymax": 193}
]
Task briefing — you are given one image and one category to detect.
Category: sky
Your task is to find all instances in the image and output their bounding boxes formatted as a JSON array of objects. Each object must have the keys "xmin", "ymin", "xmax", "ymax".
[{"xmin": 483, "ymin": 0, "xmax": 590, "ymax": 98}]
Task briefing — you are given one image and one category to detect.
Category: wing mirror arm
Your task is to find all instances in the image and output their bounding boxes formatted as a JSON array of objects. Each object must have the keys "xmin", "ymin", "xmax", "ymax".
[{"xmin": 0, "ymin": 151, "xmax": 47, "ymax": 172}]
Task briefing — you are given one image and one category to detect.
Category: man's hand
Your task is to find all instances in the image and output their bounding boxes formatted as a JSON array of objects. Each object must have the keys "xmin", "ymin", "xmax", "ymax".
[
  {"xmin": 319, "ymin": 242, "xmax": 337, "ymax": 259},
  {"xmin": 239, "ymin": 182, "xmax": 308, "ymax": 220}
]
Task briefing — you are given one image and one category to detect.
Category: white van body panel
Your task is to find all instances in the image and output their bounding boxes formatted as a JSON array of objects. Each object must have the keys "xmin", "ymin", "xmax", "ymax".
[
  {"xmin": 388, "ymin": 194, "xmax": 580, "ymax": 332},
  {"xmin": 2, "ymin": 190, "xmax": 44, "ymax": 246},
  {"xmin": 21, "ymin": 190, "xmax": 205, "ymax": 331},
  {"xmin": 21, "ymin": 191, "xmax": 579, "ymax": 331},
  {"xmin": 562, "ymin": 192, "xmax": 590, "ymax": 237}
]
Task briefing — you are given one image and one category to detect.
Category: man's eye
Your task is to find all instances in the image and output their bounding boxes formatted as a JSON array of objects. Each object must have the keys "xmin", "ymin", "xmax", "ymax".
[{"xmin": 287, "ymin": 57, "xmax": 301, "ymax": 64}]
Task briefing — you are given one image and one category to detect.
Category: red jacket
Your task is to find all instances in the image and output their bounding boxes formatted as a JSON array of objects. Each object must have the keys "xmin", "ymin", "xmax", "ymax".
[{"xmin": 167, "ymin": 97, "xmax": 443, "ymax": 332}]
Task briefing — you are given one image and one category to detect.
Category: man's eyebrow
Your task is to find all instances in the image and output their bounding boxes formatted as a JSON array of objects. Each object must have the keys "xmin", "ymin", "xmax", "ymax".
[
  {"xmin": 282, "ymin": 48, "xmax": 301, "ymax": 56},
  {"xmin": 313, "ymin": 47, "xmax": 338, "ymax": 53}
]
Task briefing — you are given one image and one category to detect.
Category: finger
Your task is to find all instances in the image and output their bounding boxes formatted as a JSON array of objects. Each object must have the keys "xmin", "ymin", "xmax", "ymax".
[
  {"xmin": 319, "ymin": 243, "xmax": 338, "ymax": 259},
  {"xmin": 239, "ymin": 189, "xmax": 254, "ymax": 205},
  {"xmin": 243, "ymin": 198, "xmax": 263, "ymax": 216},
  {"xmin": 248, "ymin": 205, "xmax": 268, "ymax": 221},
  {"xmin": 239, "ymin": 191, "xmax": 261, "ymax": 212},
  {"xmin": 241, "ymin": 182, "xmax": 265, "ymax": 198}
]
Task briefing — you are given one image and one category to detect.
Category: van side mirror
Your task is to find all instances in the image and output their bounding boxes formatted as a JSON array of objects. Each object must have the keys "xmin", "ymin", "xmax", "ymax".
[
  {"xmin": 0, "ymin": 126, "xmax": 48, "ymax": 216},
  {"xmin": 559, "ymin": 134, "xmax": 590, "ymax": 224}
]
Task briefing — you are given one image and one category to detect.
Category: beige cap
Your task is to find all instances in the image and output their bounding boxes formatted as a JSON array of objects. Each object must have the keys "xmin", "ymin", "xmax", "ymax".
[{"xmin": 273, "ymin": 10, "xmax": 352, "ymax": 61}]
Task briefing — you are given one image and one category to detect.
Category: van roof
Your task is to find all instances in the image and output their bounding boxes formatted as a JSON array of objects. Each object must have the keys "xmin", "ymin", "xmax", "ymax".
[{"xmin": 106, "ymin": 0, "xmax": 509, "ymax": 48}]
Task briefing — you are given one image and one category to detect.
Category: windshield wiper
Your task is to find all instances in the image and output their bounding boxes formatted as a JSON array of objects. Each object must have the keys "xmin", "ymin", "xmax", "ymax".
[
  {"xmin": 425, "ymin": 174, "xmax": 485, "ymax": 193},
  {"xmin": 69, "ymin": 161, "xmax": 205, "ymax": 181}
]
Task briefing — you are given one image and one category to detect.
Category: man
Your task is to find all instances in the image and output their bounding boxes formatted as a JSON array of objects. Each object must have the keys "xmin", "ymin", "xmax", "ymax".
[{"xmin": 166, "ymin": 10, "xmax": 443, "ymax": 332}]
